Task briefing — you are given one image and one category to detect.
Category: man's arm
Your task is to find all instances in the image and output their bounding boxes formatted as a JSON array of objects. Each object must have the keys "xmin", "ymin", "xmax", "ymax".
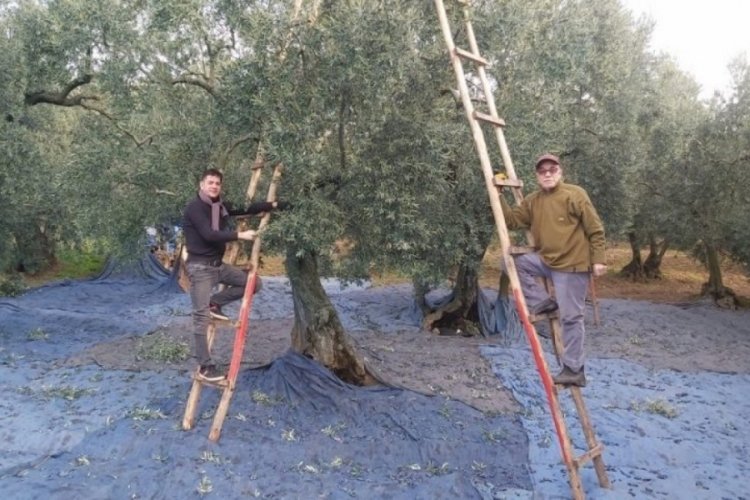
[
  {"xmin": 498, "ymin": 194, "xmax": 531, "ymax": 230},
  {"xmin": 228, "ymin": 201, "xmax": 289, "ymax": 216}
]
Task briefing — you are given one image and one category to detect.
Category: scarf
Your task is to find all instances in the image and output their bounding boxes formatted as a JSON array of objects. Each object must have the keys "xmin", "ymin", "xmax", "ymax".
[{"xmin": 198, "ymin": 190, "xmax": 229, "ymax": 231}]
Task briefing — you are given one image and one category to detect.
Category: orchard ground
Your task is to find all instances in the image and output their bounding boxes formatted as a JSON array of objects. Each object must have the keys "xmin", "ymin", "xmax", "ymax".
[{"xmin": 1, "ymin": 243, "xmax": 748, "ymax": 498}]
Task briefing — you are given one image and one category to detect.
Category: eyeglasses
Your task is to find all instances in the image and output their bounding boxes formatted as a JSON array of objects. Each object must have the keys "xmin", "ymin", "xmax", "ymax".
[{"xmin": 536, "ymin": 165, "xmax": 559, "ymax": 176}]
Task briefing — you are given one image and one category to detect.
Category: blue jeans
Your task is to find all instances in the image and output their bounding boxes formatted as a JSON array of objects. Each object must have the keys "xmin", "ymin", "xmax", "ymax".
[
  {"xmin": 515, "ymin": 253, "xmax": 590, "ymax": 371},
  {"xmin": 186, "ymin": 261, "xmax": 255, "ymax": 366}
]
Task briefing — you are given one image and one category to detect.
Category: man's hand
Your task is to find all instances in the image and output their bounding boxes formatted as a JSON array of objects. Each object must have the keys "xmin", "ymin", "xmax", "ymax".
[
  {"xmin": 592, "ymin": 263, "xmax": 608, "ymax": 277},
  {"xmin": 237, "ymin": 229, "xmax": 257, "ymax": 241}
]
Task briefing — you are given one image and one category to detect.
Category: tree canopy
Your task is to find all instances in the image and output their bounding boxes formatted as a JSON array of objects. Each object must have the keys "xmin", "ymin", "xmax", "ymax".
[{"xmin": 1, "ymin": 0, "xmax": 748, "ymax": 314}]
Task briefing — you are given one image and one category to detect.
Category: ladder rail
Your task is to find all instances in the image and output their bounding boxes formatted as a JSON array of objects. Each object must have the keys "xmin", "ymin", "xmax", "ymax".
[
  {"xmin": 209, "ymin": 164, "xmax": 283, "ymax": 442},
  {"xmin": 460, "ymin": 7, "xmax": 524, "ymax": 207},
  {"xmin": 434, "ymin": 0, "xmax": 573, "ymax": 466}
]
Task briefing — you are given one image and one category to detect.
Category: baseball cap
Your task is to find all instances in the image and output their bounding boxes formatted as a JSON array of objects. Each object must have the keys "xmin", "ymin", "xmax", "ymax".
[{"xmin": 534, "ymin": 153, "xmax": 560, "ymax": 170}]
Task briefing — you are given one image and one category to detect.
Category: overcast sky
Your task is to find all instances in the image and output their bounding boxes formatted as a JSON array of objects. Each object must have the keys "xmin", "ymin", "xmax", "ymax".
[{"xmin": 620, "ymin": 0, "xmax": 750, "ymax": 99}]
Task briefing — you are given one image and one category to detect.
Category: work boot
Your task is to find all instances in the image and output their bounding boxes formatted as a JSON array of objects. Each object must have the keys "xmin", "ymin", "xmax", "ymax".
[
  {"xmin": 553, "ymin": 365, "xmax": 586, "ymax": 387},
  {"xmin": 197, "ymin": 364, "xmax": 226, "ymax": 383},
  {"xmin": 209, "ymin": 303, "xmax": 230, "ymax": 322},
  {"xmin": 530, "ymin": 297, "xmax": 558, "ymax": 315}
]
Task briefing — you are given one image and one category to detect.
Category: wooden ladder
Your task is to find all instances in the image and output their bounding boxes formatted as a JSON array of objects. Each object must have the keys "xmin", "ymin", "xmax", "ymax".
[
  {"xmin": 182, "ymin": 164, "xmax": 283, "ymax": 442},
  {"xmin": 433, "ymin": 1, "xmax": 610, "ymax": 498}
]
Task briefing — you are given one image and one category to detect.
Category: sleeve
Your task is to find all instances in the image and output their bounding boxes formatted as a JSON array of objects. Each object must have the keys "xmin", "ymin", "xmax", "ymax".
[
  {"xmin": 228, "ymin": 201, "xmax": 275, "ymax": 216},
  {"xmin": 499, "ymin": 195, "xmax": 531, "ymax": 230}
]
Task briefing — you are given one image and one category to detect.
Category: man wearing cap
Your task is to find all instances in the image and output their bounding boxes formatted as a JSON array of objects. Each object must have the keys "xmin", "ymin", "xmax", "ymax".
[{"xmin": 499, "ymin": 154, "xmax": 607, "ymax": 387}]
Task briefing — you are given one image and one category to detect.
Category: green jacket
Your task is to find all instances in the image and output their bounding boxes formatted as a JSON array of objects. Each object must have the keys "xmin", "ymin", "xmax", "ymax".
[{"xmin": 500, "ymin": 182, "xmax": 606, "ymax": 272}]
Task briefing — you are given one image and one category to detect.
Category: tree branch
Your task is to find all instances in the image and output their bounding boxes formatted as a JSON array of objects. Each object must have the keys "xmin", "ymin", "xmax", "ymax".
[
  {"xmin": 80, "ymin": 102, "xmax": 155, "ymax": 147},
  {"xmin": 171, "ymin": 75, "xmax": 217, "ymax": 97},
  {"xmin": 24, "ymin": 74, "xmax": 94, "ymax": 106},
  {"xmin": 215, "ymin": 133, "xmax": 258, "ymax": 170}
]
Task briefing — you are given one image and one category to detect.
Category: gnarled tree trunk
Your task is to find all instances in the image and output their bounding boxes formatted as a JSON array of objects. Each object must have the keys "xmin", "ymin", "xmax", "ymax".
[
  {"xmin": 15, "ymin": 222, "xmax": 58, "ymax": 274},
  {"xmin": 643, "ymin": 235, "xmax": 668, "ymax": 279},
  {"xmin": 700, "ymin": 242, "xmax": 738, "ymax": 309},
  {"xmin": 619, "ymin": 231, "xmax": 644, "ymax": 281},
  {"xmin": 286, "ymin": 249, "xmax": 373, "ymax": 385},
  {"xmin": 417, "ymin": 260, "xmax": 482, "ymax": 336}
]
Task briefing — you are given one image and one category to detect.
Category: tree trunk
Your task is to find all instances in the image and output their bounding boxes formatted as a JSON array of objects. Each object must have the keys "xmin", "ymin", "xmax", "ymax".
[
  {"xmin": 619, "ymin": 231, "xmax": 644, "ymax": 281},
  {"xmin": 700, "ymin": 242, "xmax": 738, "ymax": 309},
  {"xmin": 286, "ymin": 249, "xmax": 373, "ymax": 385},
  {"xmin": 16, "ymin": 222, "xmax": 57, "ymax": 274},
  {"xmin": 643, "ymin": 235, "xmax": 668, "ymax": 279},
  {"xmin": 419, "ymin": 260, "xmax": 482, "ymax": 336}
]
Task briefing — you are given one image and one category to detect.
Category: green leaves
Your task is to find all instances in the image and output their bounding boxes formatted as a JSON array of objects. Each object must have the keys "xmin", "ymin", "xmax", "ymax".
[{"xmin": 2, "ymin": 0, "xmax": 749, "ymax": 283}]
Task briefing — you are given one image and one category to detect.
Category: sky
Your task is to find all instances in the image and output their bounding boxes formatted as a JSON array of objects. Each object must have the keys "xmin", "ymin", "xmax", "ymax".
[{"xmin": 620, "ymin": 0, "xmax": 750, "ymax": 99}]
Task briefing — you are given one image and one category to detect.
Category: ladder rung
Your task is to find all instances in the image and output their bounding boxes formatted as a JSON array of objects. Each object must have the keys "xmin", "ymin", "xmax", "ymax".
[
  {"xmin": 454, "ymin": 47, "xmax": 489, "ymax": 66},
  {"xmin": 510, "ymin": 245, "xmax": 535, "ymax": 255},
  {"xmin": 473, "ymin": 111, "xmax": 505, "ymax": 127},
  {"xmin": 494, "ymin": 176, "xmax": 523, "ymax": 188},
  {"xmin": 573, "ymin": 443, "xmax": 604, "ymax": 468},
  {"xmin": 193, "ymin": 375, "xmax": 229, "ymax": 388},
  {"xmin": 529, "ymin": 310, "xmax": 559, "ymax": 323}
]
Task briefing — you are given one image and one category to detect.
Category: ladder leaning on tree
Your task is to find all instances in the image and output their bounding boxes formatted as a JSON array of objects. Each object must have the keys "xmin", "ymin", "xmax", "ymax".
[
  {"xmin": 182, "ymin": 164, "xmax": 283, "ymax": 442},
  {"xmin": 433, "ymin": 1, "xmax": 611, "ymax": 498}
]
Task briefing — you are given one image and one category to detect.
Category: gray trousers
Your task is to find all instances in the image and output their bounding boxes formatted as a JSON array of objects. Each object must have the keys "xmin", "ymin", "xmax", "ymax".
[
  {"xmin": 515, "ymin": 253, "xmax": 590, "ymax": 371},
  {"xmin": 186, "ymin": 262, "xmax": 250, "ymax": 366}
]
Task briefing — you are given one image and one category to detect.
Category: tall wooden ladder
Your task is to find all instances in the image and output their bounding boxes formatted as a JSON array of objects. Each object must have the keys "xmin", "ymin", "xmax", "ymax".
[
  {"xmin": 182, "ymin": 164, "xmax": 283, "ymax": 442},
  {"xmin": 433, "ymin": 1, "xmax": 610, "ymax": 498}
]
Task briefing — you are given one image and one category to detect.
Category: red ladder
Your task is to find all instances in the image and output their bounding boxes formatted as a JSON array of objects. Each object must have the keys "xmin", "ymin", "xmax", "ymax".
[{"xmin": 182, "ymin": 164, "xmax": 283, "ymax": 442}]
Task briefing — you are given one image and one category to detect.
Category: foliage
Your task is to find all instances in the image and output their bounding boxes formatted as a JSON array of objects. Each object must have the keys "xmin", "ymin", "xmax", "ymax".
[
  {"xmin": 1, "ymin": 0, "xmax": 748, "ymax": 301},
  {"xmin": 0, "ymin": 274, "xmax": 26, "ymax": 297}
]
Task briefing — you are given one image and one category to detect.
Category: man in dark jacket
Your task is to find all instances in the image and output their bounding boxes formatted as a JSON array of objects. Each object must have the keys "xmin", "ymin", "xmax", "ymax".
[
  {"xmin": 183, "ymin": 168, "xmax": 283, "ymax": 382},
  {"xmin": 500, "ymin": 154, "xmax": 607, "ymax": 387}
]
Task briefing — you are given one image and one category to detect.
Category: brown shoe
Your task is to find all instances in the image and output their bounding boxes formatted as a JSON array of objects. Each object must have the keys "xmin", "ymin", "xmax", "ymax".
[
  {"xmin": 209, "ymin": 303, "xmax": 230, "ymax": 322},
  {"xmin": 553, "ymin": 365, "xmax": 586, "ymax": 387}
]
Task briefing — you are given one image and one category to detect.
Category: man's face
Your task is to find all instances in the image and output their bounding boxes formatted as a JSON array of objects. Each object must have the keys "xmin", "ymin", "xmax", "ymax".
[
  {"xmin": 535, "ymin": 161, "xmax": 562, "ymax": 191},
  {"xmin": 200, "ymin": 174, "xmax": 223, "ymax": 198}
]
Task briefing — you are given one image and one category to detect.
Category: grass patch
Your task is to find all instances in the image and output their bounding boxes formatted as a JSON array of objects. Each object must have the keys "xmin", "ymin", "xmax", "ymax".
[
  {"xmin": 251, "ymin": 390, "xmax": 284, "ymax": 406},
  {"xmin": 26, "ymin": 328, "xmax": 49, "ymax": 341},
  {"xmin": 630, "ymin": 398, "xmax": 679, "ymax": 419},
  {"xmin": 128, "ymin": 406, "xmax": 168, "ymax": 420},
  {"xmin": 196, "ymin": 476, "xmax": 213, "ymax": 496},
  {"xmin": 199, "ymin": 450, "xmax": 222, "ymax": 464},
  {"xmin": 21, "ymin": 247, "xmax": 106, "ymax": 287},
  {"xmin": 320, "ymin": 422, "xmax": 346, "ymax": 441},
  {"xmin": 0, "ymin": 275, "xmax": 26, "ymax": 297},
  {"xmin": 17, "ymin": 384, "xmax": 96, "ymax": 401},
  {"xmin": 136, "ymin": 330, "xmax": 190, "ymax": 363}
]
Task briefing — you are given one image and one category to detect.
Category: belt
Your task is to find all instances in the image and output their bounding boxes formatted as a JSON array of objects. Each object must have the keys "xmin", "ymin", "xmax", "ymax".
[{"xmin": 187, "ymin": 256, "xmax": 223, "ymax": 267}]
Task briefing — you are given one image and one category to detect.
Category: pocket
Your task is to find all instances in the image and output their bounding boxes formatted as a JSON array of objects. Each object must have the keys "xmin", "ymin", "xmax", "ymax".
[{"xmin": 186, "ymin": 262, "xmax": 210, "ymax": 279}]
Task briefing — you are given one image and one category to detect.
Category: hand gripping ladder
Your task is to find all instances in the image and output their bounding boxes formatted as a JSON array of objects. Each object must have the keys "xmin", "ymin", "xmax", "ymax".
[
  {"xmin": 182, "ymin": 164, "xmax": 283, "ymax": 442},
  {"xmin": 433, "ymin": 1, "xmax": 610, "ymax": 498}
]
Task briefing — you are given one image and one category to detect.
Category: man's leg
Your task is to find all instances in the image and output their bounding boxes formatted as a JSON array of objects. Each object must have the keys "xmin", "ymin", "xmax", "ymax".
[
  {"xmin": 550, "ymin": 270, "xmax": 590, "ymax": 371},
  {"xmin": 514, "ymin": 253, "xmax": 554, "ymax": 310},
  {"xmin": 211, "ymin": 264, "xmax": 250, "ymax": 307},
  {"xmin": 186, "ymin": 263, "xmax": 219, "ymax": 367}
]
